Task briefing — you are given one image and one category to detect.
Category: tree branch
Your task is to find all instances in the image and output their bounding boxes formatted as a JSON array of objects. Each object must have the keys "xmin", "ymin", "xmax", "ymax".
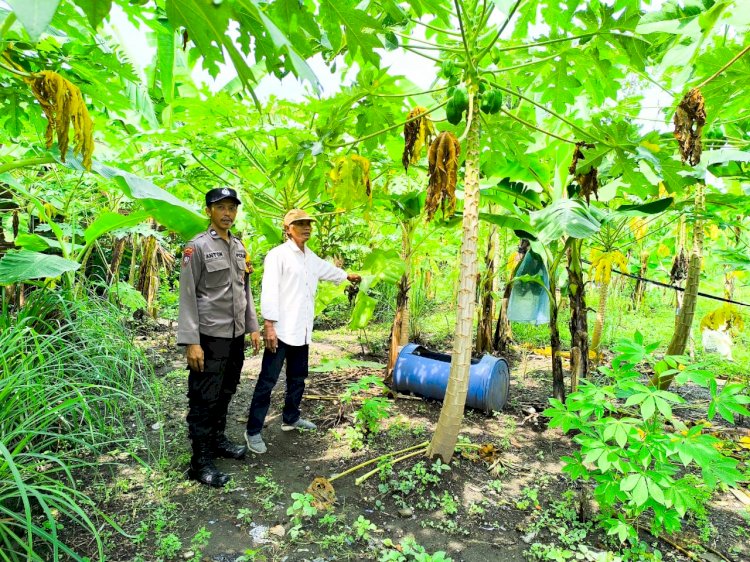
[
  {"xmin": 484, "ymin": 78, "xmax": 605, "ymax": 144},
  {"xmin": 407, "ymin": 18, "xmax": 463, "ymax": 38},
  {"xmin": 454, "ymin": 0, "xmax": 477, "ymax": 74},
  {"xmin": 476, "ymin": 0, "xmax": 524, "ymax": 63},
  {"xmin": 401, "ymin": 45, "xmax": 443, "ymax": 64},
  {"xmin": 369, "ymin": 85, "xmax": 451, "ymax": 98},
  {"xmin": 498, "ymin": 107, "xmax": 576, "ymax": 143},
  {"xmin": 327, "ymin": 101, "xmax": 449, "ymax": 149},
  {"xmin": 495, "ymin": 31, "xmax": 600, "ymax": 53},
  {"xmin": 696, "ymin": 44, "xmax": 750, "ymax": 90},
  {"xmin": 391, "ymin": 31, "xmax": 462, "ymax": 51}
]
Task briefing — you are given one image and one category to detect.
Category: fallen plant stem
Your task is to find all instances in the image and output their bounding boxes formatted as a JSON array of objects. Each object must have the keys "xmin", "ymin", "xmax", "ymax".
[
  {"xmin": 352, "ymin": 441, "xmax": 487, "ymax": 485},
  {"xmin": 329, "ymin": 441, "xmax": 429, "ymax": 483},
  {"xmin": 355, "ymin": 449, "xmax": 428, "ymax": 485}
]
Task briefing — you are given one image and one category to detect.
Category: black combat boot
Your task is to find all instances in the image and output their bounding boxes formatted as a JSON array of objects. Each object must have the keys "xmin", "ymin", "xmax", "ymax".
[
  {"xmin": 212, "ymin": 434, "xmax": 247, "ymax": 459},
  {"xmin": 188, "ymin": 440, "xmax": 230, "ymax": 488},
  {"xmin": 212, "ymin": 404, "xmax": 247, "ymax": 460}
]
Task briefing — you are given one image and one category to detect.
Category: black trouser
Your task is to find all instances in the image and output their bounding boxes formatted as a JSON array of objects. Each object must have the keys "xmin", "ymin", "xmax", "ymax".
[
  {"xmin": 246, "ymin": 339, "xmax": 309, "ymax": 436},
  {"xmin": 186, "ymin": 334, "xmax": 244, "ymax": 442}
]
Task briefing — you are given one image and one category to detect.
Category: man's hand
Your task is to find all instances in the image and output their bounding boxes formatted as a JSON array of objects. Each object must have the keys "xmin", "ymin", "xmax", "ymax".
[
  {"xmin": 250, "ymin": 331, "xmax": 261, "ymax": 355},
  {"xmin": 264, "ymin": 320, "xmax": 278, "ymax": 353},
  {"xmin": 186, "ymin": 344, "xmax": 204, "ymax": 372},
  {"xmin": 347, "ymin": 273, "xmax": 362, "ymax": 284}
]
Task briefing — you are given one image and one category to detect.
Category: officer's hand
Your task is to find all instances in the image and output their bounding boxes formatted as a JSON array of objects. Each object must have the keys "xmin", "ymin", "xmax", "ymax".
[
  {"xmin": 186, "ymin": 344, "xmax": 204, "ymax": 372},
  {"xmin": 347, "ymin": 273, "xmax": 362, "ymax": 284},
  {"xmin": 264, "ymin": 320, "xmax": 278, "ymax": 353},
  {"xmin": 250, "ymin": 331, "xmax": 261, "ymax": 356}
]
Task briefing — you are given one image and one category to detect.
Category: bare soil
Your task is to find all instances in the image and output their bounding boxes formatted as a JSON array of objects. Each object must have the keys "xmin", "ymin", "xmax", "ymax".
[{"xmin": 61, "ymin": 325, "xmax": 750, "ymax": 562}]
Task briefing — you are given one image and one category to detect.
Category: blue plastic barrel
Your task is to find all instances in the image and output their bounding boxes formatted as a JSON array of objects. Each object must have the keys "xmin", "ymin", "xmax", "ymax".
[{"xmin": 392, "ymin": 343, "xmax": 510, "ymax": 412}]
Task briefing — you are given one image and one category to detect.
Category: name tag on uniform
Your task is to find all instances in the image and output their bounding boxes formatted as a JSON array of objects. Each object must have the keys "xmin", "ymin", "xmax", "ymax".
[{"xmin": 205, "ymin": 251, "xmax": 224, "ymax": 260}]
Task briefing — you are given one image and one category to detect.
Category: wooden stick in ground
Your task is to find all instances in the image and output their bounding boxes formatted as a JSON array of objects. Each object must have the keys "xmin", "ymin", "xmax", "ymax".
[{"xmin": 328, "ymin": 441, "xmax": 429, "ymax": 483}]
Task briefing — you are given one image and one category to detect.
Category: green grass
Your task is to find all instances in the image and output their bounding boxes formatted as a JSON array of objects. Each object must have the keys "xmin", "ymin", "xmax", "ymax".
[{"xmin": 0, "ymin": 289, "xmax": 162, "ymax": 562}]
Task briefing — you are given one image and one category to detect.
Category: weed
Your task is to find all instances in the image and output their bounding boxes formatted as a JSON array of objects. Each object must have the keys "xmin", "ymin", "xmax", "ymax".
[
  {"xmin": 318, "ymin": 512, "xmax": 338, "ymax": 530},
  {"xmin": 353, "ymin": 515, "xmax": 377, "ymax": 541},
  {"xmin": 189, "ymin": 527, "xmax": 211, "ymax": 562},
  {"xmin": 488, "ymin": 479, "xmax": 503, "ymax": 494},
  {"xmin": 421, "ymin": 517, "xmax": 470, "ymax": 536},
  {"xmin": 516, "ymin": 486, "xmax": 540, "ymax": 511},
  {"xmin": 236, "ymin": 508, "xmax": 254, "ymax": 525},
  {"xmin": 235, "ymin": 548, "xmax": 268, "ymax": 562},
  {"xmin": 440, "ymin": 491, "xmax": 459, "ymax": 516},
  {"xmin": 379, "ymin": 537, "xmax": 453, "ymax": 561},
  {"xmin": 287, "ymin": 492, "xmax": 318, "ymax": 522},
  {"xmin": 254, "ymin": 471, "xmax": 283, "ymax": 513},
  {"xmin": 544, "ymin": 332, "xmax": 750, "ymax": 542},
  {"xmin": 154, "ymin": 532, "xmax": 182, "ymax": 559}
]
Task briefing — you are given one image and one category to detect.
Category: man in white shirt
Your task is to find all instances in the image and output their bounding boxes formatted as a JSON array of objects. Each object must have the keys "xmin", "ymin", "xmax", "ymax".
[{"xmin": 245, "ymin": 209, "xmax": 361, "ymax": 454}]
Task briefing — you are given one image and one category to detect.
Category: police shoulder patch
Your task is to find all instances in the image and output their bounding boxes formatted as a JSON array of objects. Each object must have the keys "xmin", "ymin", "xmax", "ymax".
[{"xmin": 182, "ymin": 247, "xmax": 194, "ymax": 267}]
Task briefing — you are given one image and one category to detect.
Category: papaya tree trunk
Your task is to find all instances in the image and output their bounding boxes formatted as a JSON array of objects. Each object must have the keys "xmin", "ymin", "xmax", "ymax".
[
  {"xmin": 476, "ymin": 224, "xmax": 497, "ymax": 354},
  {"xmin": 591, "ymin": 280, "xmax": 609, "ymax": 354},
  {"xmin": 724, "ymin": 268, "xmax": 735, "ymax": 300},
  {"xmin": 632, "ymin": 250, "xmax": 649, "ymax": 309},
  {"xmin": 494, "ymin": 282, "xmax": 513, "ymax": 355},
  {"xmin": 108, "ymin": 237, "xmax": 127, "ymax": 284},
  {"xmin": 385, "ymin": 274, "xmax": 409, "ymax": 386},
  {"xmin": 386, "ymin": 221, "xmax": 413, "ymax": 384},
  {"xmin": 659, "ymin": 184, "xmax": 705, "ymax": 388},
  {"xmin": 494, "ymin": 239, "xmax": 529, "ymax": 354},
  {"xmin": 427, "ymin": 109, "xmax": 480, "ymax": 463},
  {"xmin": 566, "ymin": 239, "xmax": 588, "ymax": 384},
  {"xmin": 128, "ymin": 235, "xmax": 139, "ymax": 286},
  {"xmin": 549, "ymin": 275, "xmax": 565, "ymax": 401},
  {"xmin": 399, "ymin": 223, "xmax": 413, "ymax": 347}
]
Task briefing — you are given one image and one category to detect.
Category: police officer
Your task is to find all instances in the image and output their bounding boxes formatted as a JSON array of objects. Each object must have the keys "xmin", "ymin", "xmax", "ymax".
[{"xmin": 177, "ymin": 187, "xmax": 261, "ymax": 487}]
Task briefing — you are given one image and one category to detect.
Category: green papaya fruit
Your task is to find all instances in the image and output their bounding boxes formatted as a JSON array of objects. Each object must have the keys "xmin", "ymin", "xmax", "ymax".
[
  {"xmin": 452, "ymin": 86, "xmax": 469, "ymax": 113},
  {"xmin": 480, "ymin": 90, "xmax": 503, "ymax": 115},
  {"xmin": 445, "ymin": 98, "xmax": 462, "ymax": 125}
]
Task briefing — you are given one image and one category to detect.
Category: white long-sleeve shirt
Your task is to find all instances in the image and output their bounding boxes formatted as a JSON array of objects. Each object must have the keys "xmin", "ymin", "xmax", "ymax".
[{"xmin": 261, "ymin": 240, "xmax": 347, "ymax": 346}]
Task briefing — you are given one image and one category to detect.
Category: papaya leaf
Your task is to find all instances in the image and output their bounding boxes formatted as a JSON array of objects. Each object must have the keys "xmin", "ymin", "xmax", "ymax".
[
  {"xmin": 319, "ymin": 0, "xmax": 383, "ymax": 66},
  {"xmin": 530, "ymin": 198, "xmax": 602, "ymax": 243},
  {"xmin": 614, "ymin": 197, "xmax": 674, "ymax": 216},
  {"xmin": 359, "ymin": 249, "xmax": 404, "ymax": 293},
  {"xmin": 165, "ymin": 0, "xmax": 257, "ymax": 95},
  {"xmin": 478, "ymin": 212, "xmax": 533, "ymax": 233},
  {"xmin": 349, "ymin": 292, "xmax": 377, "ymax": 330},
  {"xmin": 7, "ymin": 0, "xmax": 61, "ymax": 42},
  {"xmin": 0, "ymin": 250, "xmax": 79, "ymax": 285},
  {"xmin": 73, "ymin": 0, "xmax": 111, "ymax": 30}
]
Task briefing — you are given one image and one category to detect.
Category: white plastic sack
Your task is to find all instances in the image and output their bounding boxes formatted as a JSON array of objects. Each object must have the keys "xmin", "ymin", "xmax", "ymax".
[{"xmin": 702, "ymin": 328, "xmax": 733, "ymax": 361}]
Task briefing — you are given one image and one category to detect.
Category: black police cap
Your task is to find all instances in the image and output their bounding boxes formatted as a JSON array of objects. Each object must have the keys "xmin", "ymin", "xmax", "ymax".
[{"xmin": 205, "ymin": 187, "xmax": 241, "ymax": 206}]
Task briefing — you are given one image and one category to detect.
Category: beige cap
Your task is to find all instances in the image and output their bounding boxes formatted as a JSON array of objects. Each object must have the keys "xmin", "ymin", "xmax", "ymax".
[{"xmin": 283, "ymin": 208, "xmax": 316, "ymax": 227}]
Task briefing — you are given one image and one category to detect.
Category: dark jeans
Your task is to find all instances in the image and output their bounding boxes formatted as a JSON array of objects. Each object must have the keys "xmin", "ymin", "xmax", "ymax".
[
  {"xmin": 246, "ymin": 339, "xmax": 309, "ymax": 435},
  {"xmin": 186, "ymin": 334, "xmax": 244, "ymax": 442}
]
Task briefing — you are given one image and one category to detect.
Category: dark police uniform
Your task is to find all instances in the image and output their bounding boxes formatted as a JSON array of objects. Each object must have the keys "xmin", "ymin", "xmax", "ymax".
[{"xmin": 177, "ymin": 188, "xmax": 259, "ymax": 487}]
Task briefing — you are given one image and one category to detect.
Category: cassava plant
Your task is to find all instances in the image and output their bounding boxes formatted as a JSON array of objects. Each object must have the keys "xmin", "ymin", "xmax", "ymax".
[{"xmin": 545, "ymin": 332, "xmax": 749, "ymax": 543}]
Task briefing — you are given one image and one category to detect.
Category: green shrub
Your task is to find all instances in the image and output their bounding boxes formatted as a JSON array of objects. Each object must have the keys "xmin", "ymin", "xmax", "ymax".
[{"xmin": 544, "ymin": 332, "xmax": 749, "ymax": 543}]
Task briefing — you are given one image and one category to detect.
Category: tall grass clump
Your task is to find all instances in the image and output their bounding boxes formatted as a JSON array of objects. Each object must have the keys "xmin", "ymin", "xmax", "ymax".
[{"xmin": 0, "ymin": 289, "xmax": 160, "ymax": 561}]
